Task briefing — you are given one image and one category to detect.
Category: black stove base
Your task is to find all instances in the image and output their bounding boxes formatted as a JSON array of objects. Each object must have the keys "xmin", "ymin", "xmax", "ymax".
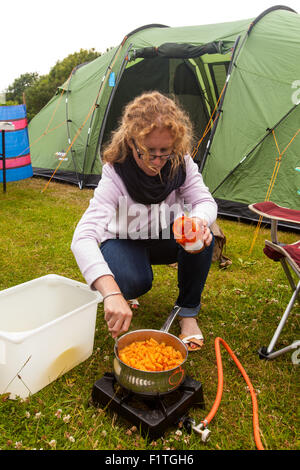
[{"xmin": 91, "ymin": 373, "xmax": 204, "ymax": 439}]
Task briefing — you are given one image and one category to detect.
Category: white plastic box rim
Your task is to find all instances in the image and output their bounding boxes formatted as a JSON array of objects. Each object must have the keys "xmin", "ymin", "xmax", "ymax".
[{"xmin": 0, "ymin": 274, "xmax": 103, "ymax": 344}]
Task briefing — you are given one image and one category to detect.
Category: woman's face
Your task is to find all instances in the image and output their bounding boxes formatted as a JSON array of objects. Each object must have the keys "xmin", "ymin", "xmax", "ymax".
[{"xmin": 130, "ymin": 128, "xmax": 174, "ymax": 176}]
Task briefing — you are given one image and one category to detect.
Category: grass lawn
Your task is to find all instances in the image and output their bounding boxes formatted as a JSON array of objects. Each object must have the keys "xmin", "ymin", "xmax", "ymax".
[{"xmin": 0, "ymin": 177, "xmax": 299, "ymax": 451}]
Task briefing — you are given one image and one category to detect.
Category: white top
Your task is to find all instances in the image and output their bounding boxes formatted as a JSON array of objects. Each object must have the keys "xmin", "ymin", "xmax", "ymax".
[{"xmin": 71, "ymin": 155, "xmax": 217, "ymax": 287}]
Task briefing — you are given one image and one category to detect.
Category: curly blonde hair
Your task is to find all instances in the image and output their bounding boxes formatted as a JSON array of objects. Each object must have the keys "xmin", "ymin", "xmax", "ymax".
[{"xmin": 102, "ymin": 91, "xmax": 194, "ymax": 174}]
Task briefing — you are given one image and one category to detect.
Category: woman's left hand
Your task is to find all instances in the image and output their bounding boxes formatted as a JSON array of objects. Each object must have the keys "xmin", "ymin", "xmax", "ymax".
[
  {"xmin": 201, "ymin": 219, "xmax": 213, "ymax": 247},
  {"xmin": 190, "ymin": 217, "xmax": 213, "ymax": 248}
]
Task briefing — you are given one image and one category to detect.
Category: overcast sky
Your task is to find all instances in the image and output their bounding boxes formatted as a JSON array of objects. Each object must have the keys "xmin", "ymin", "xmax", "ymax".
[{"xmin": 1, "ymin": 0, "xmax": 299, "ymax": 92}]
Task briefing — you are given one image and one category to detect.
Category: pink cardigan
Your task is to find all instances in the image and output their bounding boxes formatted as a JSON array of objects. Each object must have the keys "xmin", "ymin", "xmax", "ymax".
[{"xmin": 71, "ymin": 155, "xmax": 217, "ymax": 287}]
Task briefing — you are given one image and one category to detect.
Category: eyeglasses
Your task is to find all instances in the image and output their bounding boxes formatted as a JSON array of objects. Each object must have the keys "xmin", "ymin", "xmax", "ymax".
[{"xmin": 133, "ymin": 141, "xmax": 174, "ymax": 162}]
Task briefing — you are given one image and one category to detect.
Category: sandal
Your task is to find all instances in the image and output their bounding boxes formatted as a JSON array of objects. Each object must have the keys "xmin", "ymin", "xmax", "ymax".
[
  {"xmin": 178, "ymin": 316, "xmax": 204, "ymax": 351},
  {"xmin": 179, "ymin": 333, "xmax": 204, "ymax": 351},
  {"xmin": 127, "ymin": 299, "xmax": 139, "ymax": 309}
]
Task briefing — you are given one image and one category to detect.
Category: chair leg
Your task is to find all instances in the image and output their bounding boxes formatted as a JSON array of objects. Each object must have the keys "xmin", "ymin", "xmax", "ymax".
[
  {"xmin": 259, "ymin": 280, "xmax": 300, "ymax": 360},
  {"xmin": 280, "ymin": 258, "xmax": 297, "ymax": 291},
  {"xmin": 259, "ymin": 341, "xmax": 300, "ymax": 360}
]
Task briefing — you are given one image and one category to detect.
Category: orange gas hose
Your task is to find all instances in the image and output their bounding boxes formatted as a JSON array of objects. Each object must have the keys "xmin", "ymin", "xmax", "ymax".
[{"xmin": 202, "ymin": 337, "xmax": 264, "ymax": 450}]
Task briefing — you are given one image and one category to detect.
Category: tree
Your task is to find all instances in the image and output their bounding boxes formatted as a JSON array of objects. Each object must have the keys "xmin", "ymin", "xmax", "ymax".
[
  {"xmin": 25, "ymin": 48, "xmax": 101, "ymax": 120},
  {"xmin": 6, "ymin": 73, "xmax": 39, "ymax": 104},
  {"xmin": 5, "ymin": 49, "xmax": 101, "ymax": 120},
  {"xmin": 48, "ymin": 48, "xmax": 101, "ymax": 85}
]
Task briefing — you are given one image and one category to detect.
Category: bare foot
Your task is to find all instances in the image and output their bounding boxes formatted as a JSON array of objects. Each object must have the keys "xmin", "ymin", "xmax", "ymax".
[{"xmin": 179, "ymin": 317, "xmax": 204, "ymax": 349}]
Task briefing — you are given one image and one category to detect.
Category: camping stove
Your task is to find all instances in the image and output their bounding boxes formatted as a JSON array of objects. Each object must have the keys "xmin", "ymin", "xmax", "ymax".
[{"xmin": 91, "ymin": 372, "xmax": 205, "ymax": 438}]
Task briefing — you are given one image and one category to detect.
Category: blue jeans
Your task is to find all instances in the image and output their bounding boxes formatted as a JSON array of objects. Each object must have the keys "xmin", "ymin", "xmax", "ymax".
[{"xmin": 100, "ymin": 230, "xmax": 214, "ymax": 318}]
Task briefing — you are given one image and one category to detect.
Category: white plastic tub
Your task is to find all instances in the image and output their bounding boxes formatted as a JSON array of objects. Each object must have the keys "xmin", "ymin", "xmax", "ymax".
[{"xmin": 0, "ymin": 274, "xmax": 102, "ymax": 399}]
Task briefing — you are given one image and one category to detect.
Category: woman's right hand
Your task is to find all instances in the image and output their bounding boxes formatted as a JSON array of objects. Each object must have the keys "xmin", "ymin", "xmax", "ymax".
[{"xmin": 103, "ymin": 294, "xmax": 133, "ymax": 339}]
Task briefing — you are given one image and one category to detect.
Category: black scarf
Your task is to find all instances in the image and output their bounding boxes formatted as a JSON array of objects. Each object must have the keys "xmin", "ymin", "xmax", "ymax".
[{"xmin": 114, "ymin": 153, "xmax": 186, "ymax": 205}]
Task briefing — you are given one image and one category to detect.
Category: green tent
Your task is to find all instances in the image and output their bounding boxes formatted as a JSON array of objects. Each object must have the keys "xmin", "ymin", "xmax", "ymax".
[{"xmin": 29, "ymin": 5, "xmax": 300, "ymax": 226}]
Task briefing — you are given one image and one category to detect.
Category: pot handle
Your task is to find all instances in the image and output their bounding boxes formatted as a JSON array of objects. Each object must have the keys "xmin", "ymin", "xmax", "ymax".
[{"xmin": 160, "ymin": 306, "xmax": 182, "ymax": 333}]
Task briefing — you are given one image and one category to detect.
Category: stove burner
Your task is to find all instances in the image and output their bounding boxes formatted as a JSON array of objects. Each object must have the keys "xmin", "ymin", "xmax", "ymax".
[{"xmin": 91, "ymin": 373, "xmax": 204, "ymax": 438}]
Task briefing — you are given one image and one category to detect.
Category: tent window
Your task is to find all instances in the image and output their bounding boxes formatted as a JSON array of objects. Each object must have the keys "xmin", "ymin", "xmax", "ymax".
[
  {"xmin": 171, "ymin": 59, "xmax": 210, "ymax": 165},
  {"xmin": 173, "ymin": 62, "xmax": 200, "ymax": 95},
  {"xmin": 208, "ymin": 63, "xmax": 229, "ymax": 100},
  {"xmin": 102, "ymin": 57, "xmax": 170, "ymax": 145}
]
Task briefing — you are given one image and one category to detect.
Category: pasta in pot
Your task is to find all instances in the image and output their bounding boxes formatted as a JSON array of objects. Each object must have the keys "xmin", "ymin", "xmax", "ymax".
[{"xmin": 118, "ymin": 337, "xmax": 184, "ymax": 372}]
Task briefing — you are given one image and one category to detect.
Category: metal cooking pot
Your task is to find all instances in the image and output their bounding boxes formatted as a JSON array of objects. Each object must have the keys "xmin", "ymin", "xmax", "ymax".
[{"xmin": 113, "ymin": 306, "xmax": 188, "ymax": 395}]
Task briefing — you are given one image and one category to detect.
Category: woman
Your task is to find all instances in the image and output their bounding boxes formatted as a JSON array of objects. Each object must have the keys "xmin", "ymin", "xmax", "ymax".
[{"xmin": 71, "ymin": 91, "xmax": 217, "ymax": 350}]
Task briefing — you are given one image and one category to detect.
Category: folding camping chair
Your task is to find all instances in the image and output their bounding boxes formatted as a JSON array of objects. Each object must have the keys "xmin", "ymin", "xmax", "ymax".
[{"xmin": 248, "ymin": 201, "xmax": 300, "ymax": 362}]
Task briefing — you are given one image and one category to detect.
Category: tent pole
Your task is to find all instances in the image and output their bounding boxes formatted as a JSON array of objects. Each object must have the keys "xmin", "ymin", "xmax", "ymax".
[
  {"xmin": 92, "ymin": 44, "xmax": 133, "ymax": 173},
  {"xmin": 80, "ymin": 43, "xmax": 130, "ymax": 187},
  {"xmin": 247, "ymin": 5, "xmax": 297, "ymax": 35},
  {"xmin": 199, "ymin": 35, "xmax": 241, "ymax": 172},
  {"xmin": 65, "ymin": 68, "xmax": 81, "ymax": 187},
  {"xmin": 1, "ymin": 130, "xmax": 6, "ymax": 193}
]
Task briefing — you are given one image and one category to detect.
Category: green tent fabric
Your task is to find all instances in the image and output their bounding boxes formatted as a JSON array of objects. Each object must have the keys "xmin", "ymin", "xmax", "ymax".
[
  {"xmin": 201, "ymin": 6, "xmax": 300, "ymax": 226},
  {"xmin": 29, "ymin": 5, "xmax": 300, "ymax": 227}
]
